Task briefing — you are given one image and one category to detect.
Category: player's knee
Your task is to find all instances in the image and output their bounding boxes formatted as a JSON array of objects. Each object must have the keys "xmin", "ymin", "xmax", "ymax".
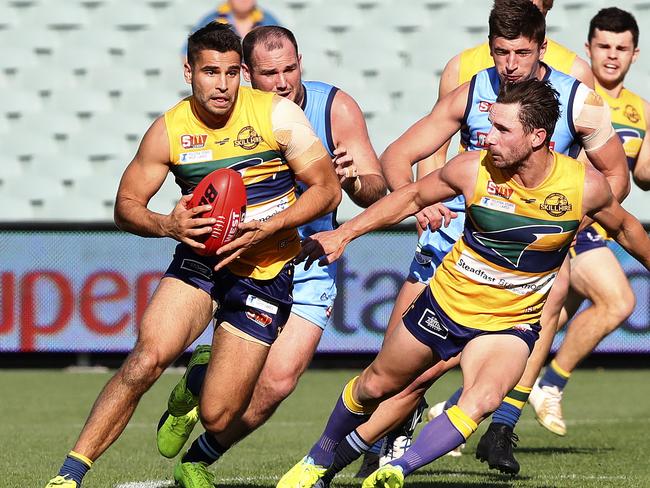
[
  {"xmin": 357, "ymin": 373, "xmax": 399, "ymax": 403},
  {"xmin": 120, "ymin": 347, "xmax": 165, "ymax": 390},
  {"xmin": 604, "ymin": 292, "xmax": 636, "ymax": 331},
  {"xmin": 199, "ymin": 404, "xmax": 236, "ymax": 434},
  {"xmin": 462, "ymin": 387, "xmax": 503, "ymax": 417}
]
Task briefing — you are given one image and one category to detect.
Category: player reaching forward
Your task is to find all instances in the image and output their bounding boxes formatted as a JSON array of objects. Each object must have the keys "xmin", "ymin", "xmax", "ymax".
[
  {"xmin": 279, "ymin": 79, "xmax": 650, "ymax": 488},
  {"xmin": 153, "ymin": 25, "xmax": 387, "ymax": 487},
  {"xmin": 44, "ymin": 23, "xmax": 340, "ymax": 488},
  {"xmin": 530, "ymin": 6, "xmax": 650, "ymax": 435}
]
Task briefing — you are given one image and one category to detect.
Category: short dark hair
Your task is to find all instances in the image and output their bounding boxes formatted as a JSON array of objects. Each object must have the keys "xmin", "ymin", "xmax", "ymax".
[
  {"xmin": 489, "ymin": 0, "xmax": 546, "ymax": 47},
  {"xmin": 187, "ymin": 22, "xmax": 242, "ymax": 65},
  {"xmin": 242, "ymin": 26, "xmax": 299, "ymax": 68},
  {"xmin": 497, "ymin": 79, "xmax": 560, "ymax": 146},
  {"xmin": 588, "ymin": 7, "xmax": 639, "ymax": 48}
]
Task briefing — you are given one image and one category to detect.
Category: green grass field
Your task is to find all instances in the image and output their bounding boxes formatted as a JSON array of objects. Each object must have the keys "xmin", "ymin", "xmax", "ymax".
[{"xmin": 3, "ymin": 368, "xmax": 650, "ymax": 488}]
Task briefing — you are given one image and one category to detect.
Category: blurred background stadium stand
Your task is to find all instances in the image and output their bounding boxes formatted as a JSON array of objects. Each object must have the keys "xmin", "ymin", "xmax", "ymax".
[
  {"xmin": 0, "ymin": 0, "xmax": 648, "ymax": 360},
  {"xmin": 0, "ymin": 0, "xmax": 648, "ymax": 222}
]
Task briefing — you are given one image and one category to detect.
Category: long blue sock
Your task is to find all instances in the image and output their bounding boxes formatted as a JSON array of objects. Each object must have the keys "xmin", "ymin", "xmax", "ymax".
[
  {"xmin": 308, "ymin": 378, "xmax": 370, "ymax": 467},
  {"xmin": 182, "ymin": 433, "xmax": 227, "ymax": 465},
  {"xmin": 58, "ymin": 452, "xmax": 92, "ymax": 486},
  {"xmin": 390, "ymin": 406, "xmax": 476, "ymax": 476},
  {"xmin": 492, "ymin": 384, "xmax": 532, "ymax": 428},
  {"xmin": 368, "ymin": 439, "xmax": 383, "ymax": 454},
  {"xmin": 186, "ymin": 364, "xmax": 207, "ymax": 397},
  {"xmin": 323, "ymin": 430, "xmax": 371, "ymax": 483},
  {"xmin": 539, "ymin": 359, "xmax": 571, "ymax": 391}
]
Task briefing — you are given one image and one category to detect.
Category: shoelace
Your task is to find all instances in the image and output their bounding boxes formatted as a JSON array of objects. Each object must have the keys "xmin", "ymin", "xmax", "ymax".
[
  {"xmin": 542, "ymin": 387, "xmax": 563, "ymax": 416},
  {"xmin": 50, "ymin": 476, "xmax": 74, "ymax": 486},
  {"xmin": 495, "ymin": 431, "xmax": 519, "ymax": 450},
  {"xmin": 186, "ymin": 463, "xmax": 215, "ymax": 483}
]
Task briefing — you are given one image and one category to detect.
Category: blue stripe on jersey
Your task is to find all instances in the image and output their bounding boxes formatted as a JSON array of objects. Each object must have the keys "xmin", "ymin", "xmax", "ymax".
[
  {"xmin": 298, "ymin": 80, "xmax": 340, "ymax": 238},
  {"xmin": 246, "ymin": 171, "xmax": 295, "ymax": 206}
]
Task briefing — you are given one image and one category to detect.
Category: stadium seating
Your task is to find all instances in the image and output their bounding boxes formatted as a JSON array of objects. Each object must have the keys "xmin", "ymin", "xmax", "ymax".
[{"xmin": 0, "ymin": 0, "xmax": 647, "ymax": 222}]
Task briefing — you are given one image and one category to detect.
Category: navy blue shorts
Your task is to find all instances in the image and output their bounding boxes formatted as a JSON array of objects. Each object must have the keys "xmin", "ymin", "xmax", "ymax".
[
  {"xmin": 402, "ymin": 286, "xmax": 540, "ymax": 360},
  {"xmin": 164, "ymin": 244, "xmax": 293, "ymax": 345},
  {"xmin": 570, "ymin": 225, "xmax": 607, "ymax": 257}
]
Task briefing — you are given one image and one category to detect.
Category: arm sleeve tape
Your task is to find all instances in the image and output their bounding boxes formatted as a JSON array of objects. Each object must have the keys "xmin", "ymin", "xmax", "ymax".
[{"xmin": 573, "ymin": 85, "xmax": 616, "ymax": 152}]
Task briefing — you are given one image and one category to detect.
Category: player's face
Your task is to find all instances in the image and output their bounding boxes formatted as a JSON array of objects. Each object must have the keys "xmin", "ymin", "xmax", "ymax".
[
  {"xmin": 229, "ymin": 0, "xmax": 256, "ymax": 16},
  {"xmin": 485, "ymin": 102, "xmax": 534, "ymax": 167},
  {"xmin": 185, "ymin": 49, "xmax": 241, "ymax": 121},
  {"xmin": 490, "ymin": 36, "xmax": 544, "ymax": 84},
  {"xmin": 244, "ymin": 41, "xmax": 304, "ymax": 104},
  {"xmin": 586, "ymin": 29, "xmax": 639, "ymax": 88}
]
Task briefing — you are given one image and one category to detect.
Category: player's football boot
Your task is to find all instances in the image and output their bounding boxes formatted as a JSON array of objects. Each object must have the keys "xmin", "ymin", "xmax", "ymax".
[
  {"xmin": 426, "ymin": 401, "xmax": 465, "ymax": 457},
  {"xmin": 361, "ymin": 465, "xmax": 405, "ymax": 488},
  {"xmin": 157, "ymin": 406, "xmax": 199, "ymax": 458},
  {"xmin": 168, "ymin": 345, "xmax": 212, "ymax": 416},
  {"xmin": 44, "ymin": 475, "xmax": 77, "ymax": 487},
  {"xmin": 379, "ymin": 397, "xmax": 428, "ymax": 466},
  {"xmin": 529, "ymin": 378, "xmax": 567, "ymax": 436},
  {"xmin": 475, "ymin": 422, "xmax": 520, "ymax": 475},
  {"xmin": 174, "ymin": 460, "xmax": 215, "ymax": 488},
  {"xmin": 276, "ymin": 456, "xmax": 328, "ymax": 488}
]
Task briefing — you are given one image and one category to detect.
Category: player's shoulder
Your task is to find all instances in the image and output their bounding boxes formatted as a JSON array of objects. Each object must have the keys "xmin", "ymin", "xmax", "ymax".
[{"xmin": 546, "ymin": 38, "xmax": 576, "ymax": 58}]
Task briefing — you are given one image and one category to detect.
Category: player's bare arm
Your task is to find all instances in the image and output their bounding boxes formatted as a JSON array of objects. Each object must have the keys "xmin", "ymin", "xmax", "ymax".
[
  {"xmin": 299, "ymin": 151, "xmax": 478, "ymax": 268},
  {"xmin": 583, "ymin": 166, "xmax": 650, "ymax": 269},
  {"xmin": 330, "ymin": 89, "xmax": 387, "ymax": 207},
  {"xmin": 632, "ymin": 100, "xmax": 650, "ymax": 190},
  {"xmin": 573, "ymin": 87, "xmax": 631, "ymax": 201},
  {"xmin": 569, "ymin": 56, "xmax": 595, "ymax": 88},
  {"xmin": 216, "ymin": 96, "xmax": 341, "ymax": 267},
  {"xmin": 114, "ymin": 117, "xmax": 215, "ymax": 248},
  {"xmin": 380, "ymin": 82, "xmax": 470, "ymax": 192}
]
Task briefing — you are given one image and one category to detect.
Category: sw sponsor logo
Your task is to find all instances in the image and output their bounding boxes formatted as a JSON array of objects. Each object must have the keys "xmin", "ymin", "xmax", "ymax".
[
  {"xmin": 487, "ymin": 180, "xmax": 514, "ymax": 200},
  {"xmin": 478, "ymin": 101, "xmax": 493, "ymax": 112},
  {"xmin": 246, "ymin": 308, "xmax": 272, "ymax": 327},
  {"xmin": 549, "ymin": 141, "xmax": 555, "ymax": 151},
  {"xmin": 234, "ymin": 126, "xmax": 262, "ymax": 150},
  {"xmin": 180, "ymin": 134, "xmax": 208, "ymax": 149},
  {"xmin": 476, "ymin": 131, "xmax": 489, "ymax": 148},
  {"xmin": 417, "ymin": 308, "xmax": 448, "ymax": 339},
  {"xmin": 540, "ymin": 192, "xmax": 572, "ymax": 217}
]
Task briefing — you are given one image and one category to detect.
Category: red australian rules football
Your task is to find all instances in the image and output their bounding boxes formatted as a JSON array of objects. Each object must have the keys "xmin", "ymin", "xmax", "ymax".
[{"xmin": 188, "ymin": 168, "xmax": 247, "ymax": 256}]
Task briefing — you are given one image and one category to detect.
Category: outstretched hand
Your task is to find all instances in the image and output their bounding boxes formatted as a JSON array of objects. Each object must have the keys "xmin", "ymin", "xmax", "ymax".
[
  {"xmin": 296, "ymin": 229, "xmax": 348, "ymax": 270},
  {"xmin": 416, "ymin": 203, "xmax": 458, "ymax": 232}
]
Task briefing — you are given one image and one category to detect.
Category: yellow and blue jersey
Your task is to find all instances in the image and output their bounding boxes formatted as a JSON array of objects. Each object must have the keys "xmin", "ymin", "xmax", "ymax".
[
  {"xmin": 164, "ymin": 86, "xmax": 299, "ymax": 280},
  {"xmin": 596, "ymin": 82, "xmax": 646, "ymax": 171},
  {"xmin": 458, "ymin": 38, "xmax": 577, "ymax": 86},
  {"xmin": 431, "ymin": 150, "xmax": 584, "ymax": 331}
]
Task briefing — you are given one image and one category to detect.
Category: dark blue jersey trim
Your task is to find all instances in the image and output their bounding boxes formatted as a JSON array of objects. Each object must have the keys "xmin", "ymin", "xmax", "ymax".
[
  {"xmin": 325, "ymin": 86, "xmax": 339, "ymax": 155},
  {"xmin": 567, "ymin": 79, "xmax": 580, "ymax": 140}
]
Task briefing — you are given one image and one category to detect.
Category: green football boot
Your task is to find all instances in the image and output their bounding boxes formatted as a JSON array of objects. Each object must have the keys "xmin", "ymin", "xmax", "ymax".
[
  {"xmin": 157, "ymin": 406, "xmax": 200, "ymax": 458},
  {"xmin": 168, "ymin": 344, "xmax": 211, "ymax": 416},
  {"xmin": 44, "ymin": 475, "xmax": 78, "ymax": 487},
  {"xmin": 276, "ymin": 456, "xmax": 328, "ymax": 488},
  {"xmin": 174, "ymin": 460, "xmax": 216, "ymax": 488},
  {"xmin": 361, "ymin": 465, "xmax": 405, "ymax": 488}
]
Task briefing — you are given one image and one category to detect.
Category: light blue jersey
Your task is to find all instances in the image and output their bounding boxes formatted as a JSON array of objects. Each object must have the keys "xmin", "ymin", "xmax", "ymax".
[
  {"xmin": 293, "ymin": 81, "xmax": 340, "ymax": 328},
  {"xmin": 410, "ymin": 64, "xmax": 583, "ymax": 283}
]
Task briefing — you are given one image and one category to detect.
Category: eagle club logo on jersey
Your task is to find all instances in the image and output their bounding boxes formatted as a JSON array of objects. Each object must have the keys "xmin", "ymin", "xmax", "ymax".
[
  {"xmin": 487, "ymin": 180, "xmax": 514, "ymax": 200},
  {"xmin": 624, "ymin": 104, "xmax": 641, "ymax": 123},
  {"xmin": 479, "ymin": 101, "xmax": 493, "ymax": 112},
  {"xmin": 180, "ymin": 134, "xmax": 208, "ymax": 149},
  {"xmin": 234, "ymin": 126, "xmax": 262, "ymax": 150},
  {"xmin": 477, "ymin": 131, "xmax": 489, "ymax": 147},
  {"xmin": 540, "ymin": 192, "xmax": 572, "ymax": 217}
]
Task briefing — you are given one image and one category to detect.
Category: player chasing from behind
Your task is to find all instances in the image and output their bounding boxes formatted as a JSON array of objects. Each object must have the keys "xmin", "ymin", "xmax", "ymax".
[
  {"xmin": 154, "ymin": 24, "xmax": 387, "ymax": 486},
  {"xmin": 277, "ymin": 79, "xmax": 650, "ymax": 488},
  {"xmin": 44, "ymin": 22, "xmax": 341, "ymax": 488},
  {"xmin": 530, "ymin": 6, "xmax": 650, "ymax": 436}
]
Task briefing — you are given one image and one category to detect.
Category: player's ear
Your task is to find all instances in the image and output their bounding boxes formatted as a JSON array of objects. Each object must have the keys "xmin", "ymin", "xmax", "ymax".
[
  {"xmin": 298, "ymin": 53, "xmax": 303, "ymax": 73},
  {"xmin": 584, "ymin": 41, "xmax": 592, "ymax": 61},
  {"xmin": 242, "ymin": 63, "xmax": 252, "ymax": 82},
  {"xmin": 183, "ymin": 60, "xmax": 192, "ymax": 84},
  {"xmin": 632, "ymin": 46, "xmax": 640, "ymax": 65},
  {"xmin": 531, "ymin": 128, "xmax": 547, "ymax": 149}
]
